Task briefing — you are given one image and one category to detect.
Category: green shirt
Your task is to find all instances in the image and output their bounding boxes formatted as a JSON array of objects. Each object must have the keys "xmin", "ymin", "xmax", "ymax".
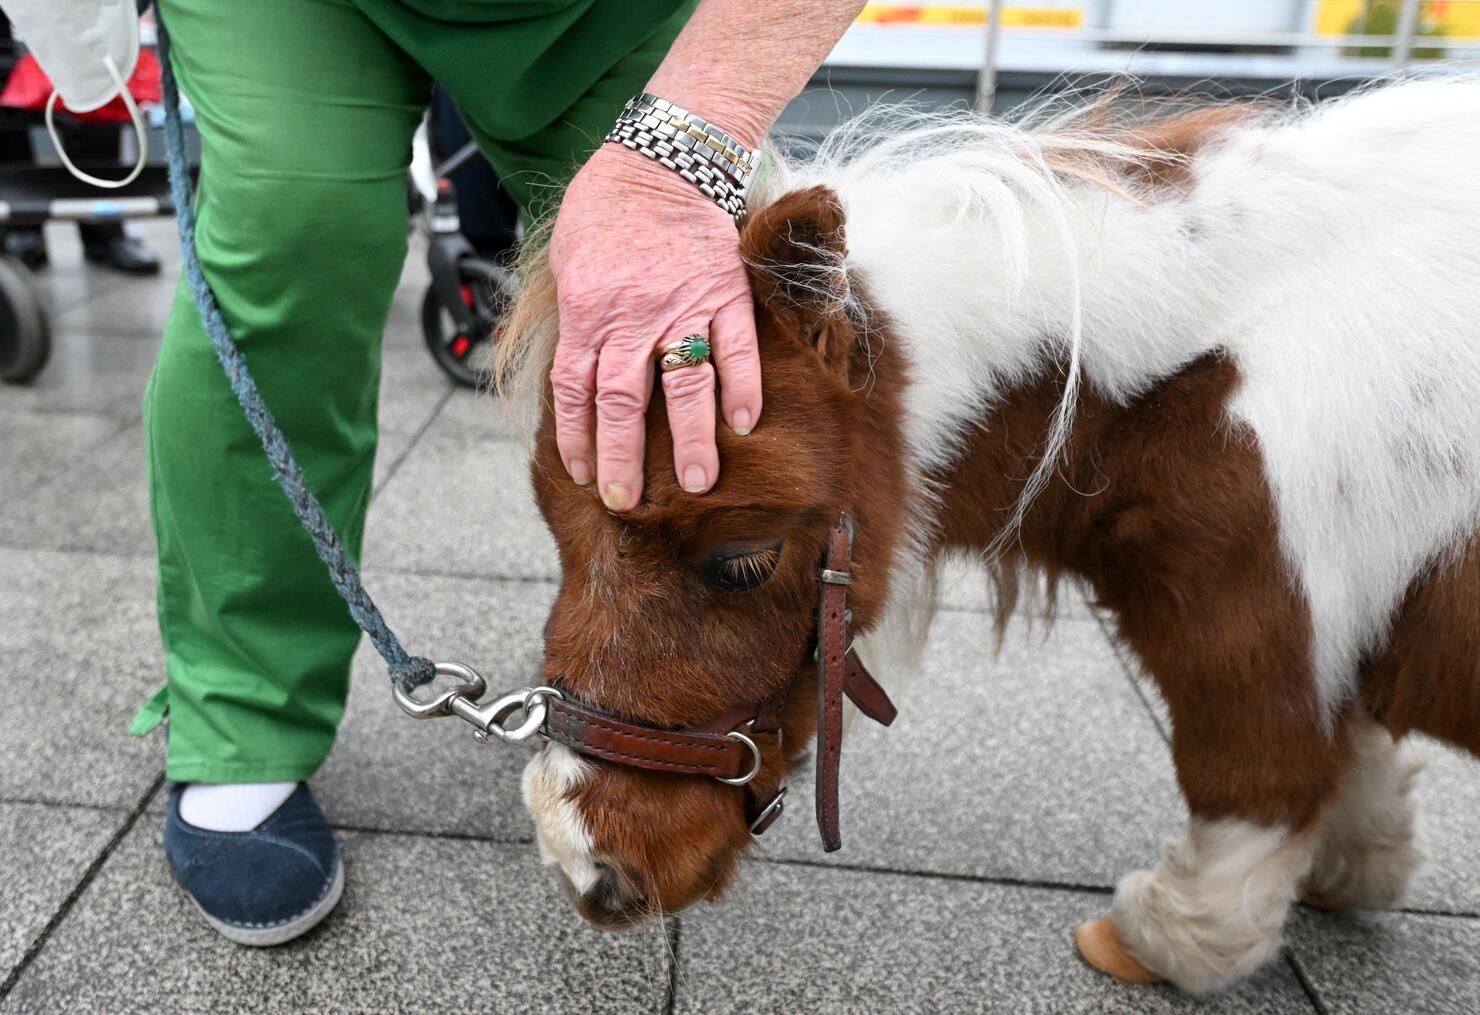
[{"xmin": 350, "ymin": 0, "xmax": 689, "ymax": 140}]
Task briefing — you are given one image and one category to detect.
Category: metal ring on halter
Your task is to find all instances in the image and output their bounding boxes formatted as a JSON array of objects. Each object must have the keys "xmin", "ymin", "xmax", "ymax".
[
  {"xmin": 716, "ymin": 730, "xmax": 762, "ymax": 786},
  {"xmin": 658, "ymin": 334, "xmax": 711, "ymax": 372},
  {"xmin": 749, "ymin": 785, "xmax": 788, "ymax": 834},
  {"xmin": 392, "ymin": 661, "xmax": 487, "ymax": 719}
]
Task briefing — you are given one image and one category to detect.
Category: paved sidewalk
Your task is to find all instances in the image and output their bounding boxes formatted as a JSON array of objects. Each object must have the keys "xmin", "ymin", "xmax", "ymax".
[{"xmin": 2, "ymin": 221, "xmax": 1478, "ymax": 1014}]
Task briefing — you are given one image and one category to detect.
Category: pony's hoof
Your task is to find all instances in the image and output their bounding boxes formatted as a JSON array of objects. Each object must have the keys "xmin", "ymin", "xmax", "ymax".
[
  {"xmin": 1075, "ymin": 917, "xmax": 1164, "ymax": 984},
  {"xmin": 1300, "ymin": 890, "xmax": 1343, "ymax": 911}
]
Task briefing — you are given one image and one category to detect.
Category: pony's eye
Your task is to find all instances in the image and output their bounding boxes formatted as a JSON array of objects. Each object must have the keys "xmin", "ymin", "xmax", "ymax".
[{"xmin": 702, "ymin": 541, "xmax": 784, "ymax": 592}]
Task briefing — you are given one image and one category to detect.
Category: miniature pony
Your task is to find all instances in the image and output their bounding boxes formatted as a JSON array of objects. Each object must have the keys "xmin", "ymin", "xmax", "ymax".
[{"xmin": 499, "ymin": 77, "xmax": 1480, "ymax": 992}]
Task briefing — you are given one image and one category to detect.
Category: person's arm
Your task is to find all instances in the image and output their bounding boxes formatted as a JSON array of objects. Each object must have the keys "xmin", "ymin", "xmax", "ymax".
[{"xmin": 548, "ymin": 0, "xmax": 866, "ymax": 511}]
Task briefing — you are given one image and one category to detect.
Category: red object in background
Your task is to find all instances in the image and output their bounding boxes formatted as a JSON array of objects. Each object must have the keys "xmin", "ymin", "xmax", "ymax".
[{"xmin": 0, "ymin": 49, "xmax": 162, "ymax": 123}]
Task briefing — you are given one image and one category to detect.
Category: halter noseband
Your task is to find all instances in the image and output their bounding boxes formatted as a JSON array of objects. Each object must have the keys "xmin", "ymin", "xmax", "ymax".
[{"xmin": 540, "ymin": 513, "xmax": 897, "ymax": 850}]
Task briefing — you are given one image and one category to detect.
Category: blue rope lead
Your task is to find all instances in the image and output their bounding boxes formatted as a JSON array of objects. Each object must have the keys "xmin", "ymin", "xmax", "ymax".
[{"xmin": 156, "ymin": 20, "xmax": 434, "ymax": 692}]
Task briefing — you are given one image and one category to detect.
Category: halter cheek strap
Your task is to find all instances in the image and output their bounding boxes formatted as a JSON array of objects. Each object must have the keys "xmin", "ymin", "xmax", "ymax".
[{"xmin": 540, "ymin": 514, "xmax": 897, "ymax": 850}]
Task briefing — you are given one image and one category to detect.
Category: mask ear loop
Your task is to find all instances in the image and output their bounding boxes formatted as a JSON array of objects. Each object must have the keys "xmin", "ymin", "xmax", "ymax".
[{"xmin": 45, "ymin": 54, "xmax": 148, "ymax": 190}]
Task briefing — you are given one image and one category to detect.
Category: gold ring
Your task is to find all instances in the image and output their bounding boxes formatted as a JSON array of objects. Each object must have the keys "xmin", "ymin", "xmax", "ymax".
[{"xmin": 658, "ymin": 334, "xmax": 711, "ymax": 372}]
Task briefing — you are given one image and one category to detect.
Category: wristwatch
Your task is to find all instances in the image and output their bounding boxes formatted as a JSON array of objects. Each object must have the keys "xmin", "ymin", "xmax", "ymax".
[{"xmin": 604, "ymin": 93, "xmax": 762, "ymax": 225}]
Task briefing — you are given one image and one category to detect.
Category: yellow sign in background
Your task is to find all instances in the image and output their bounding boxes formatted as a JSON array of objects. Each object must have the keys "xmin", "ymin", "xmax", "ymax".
[
  {"xmin": 1316, "ymin": 0, "xmax": 1480, "ymax": 38},
  {"xmin": 856, "ymin": 5, "xmax": 1084, "ymax": 28}
]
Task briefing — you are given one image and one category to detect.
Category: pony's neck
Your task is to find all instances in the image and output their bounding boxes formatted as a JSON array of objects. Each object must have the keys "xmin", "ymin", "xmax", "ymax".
[{"xmin": 848, "ymin": 173, "xmax": 1222, "ymax": 559}]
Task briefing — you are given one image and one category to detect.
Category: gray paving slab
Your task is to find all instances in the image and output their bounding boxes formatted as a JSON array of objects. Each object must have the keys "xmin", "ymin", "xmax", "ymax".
[
  {"xmin": 762, "ymin": 615, "xmax": 1185, "ymax": 889},
  {"xmin": 363, "ymin": 413, "xmax": 558, "ymax": 580},
  {"xmin": 434, "ymin": 383, "xmax": 524, "ymax": 441},
  {"xmin": 313, "ymin": 569, "xmax": 555, "ymax": 838},
  {"xmin": 0, "ymin": 550, "xmax": 165, "ymax": 807},
  {"xmin": 0, "ymin": 409, "xmax": 121, "ymax": 501},
  {"xmin": 1286, "ymin": 907, "xmax": 1480, "ymax": 1015},
  {"xmin": 0, "ymin": 329, "xmax": 158, "ymax": 419},
  {"xmin": 0, "ymin": 821, "xmax": 673, "ymax": 1015},
  {"xmin": 676, "ymin": 860, "xmax": 1311, "ymax": 1014},
  {"xmin": 0, "ymin": 419, "xmax": 416, "ymax": 558},
  {"xmin": 36, "ymin": 221, "xmax": 182, "ymax": 337},
  {"xmin": 0, "ymin": 422, "xmax": 151, "ymax": 557},
  {"xmin": 377, "ymin": 341, "xmax": 457, "ymax": 438},
  {"xmin": 0, "ymin": 802, "xmax": 128, "ymax": 982}
]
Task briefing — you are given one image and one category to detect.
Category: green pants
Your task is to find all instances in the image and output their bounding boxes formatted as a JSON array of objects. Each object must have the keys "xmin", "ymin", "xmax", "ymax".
[{"xmin": 134, "ymin": 0, "xmax": 690, "ymax": 782}]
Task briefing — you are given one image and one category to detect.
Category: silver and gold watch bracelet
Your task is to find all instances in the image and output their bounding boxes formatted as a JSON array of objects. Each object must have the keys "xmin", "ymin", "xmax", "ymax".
[{"xmin": 603, "ymin": 93, "xmax": 762, "ymax": 225}]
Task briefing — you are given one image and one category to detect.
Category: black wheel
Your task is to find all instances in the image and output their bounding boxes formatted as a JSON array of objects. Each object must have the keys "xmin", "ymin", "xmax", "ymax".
[
  {"xmin": 420, "ymin": 256, "xmax": 515, "ymax": 388},
  {"xmin": 0, "ymin": 254, "xmax": 51, "ymax": 384}
]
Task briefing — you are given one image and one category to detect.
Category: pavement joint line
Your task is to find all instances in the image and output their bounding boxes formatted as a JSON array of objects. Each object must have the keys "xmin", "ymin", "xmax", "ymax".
[
  {"xmin": 330, "ymin": 822, "xmax": 535, "ymax": 847},
  {"xmin": 1284, "ymin": 950, "xmax": 1331, "ymax": 1014},
  {"xmin": 0, "ymin": 772, "xmax": 165, "ymax": 1001},
  {"xmin": 756, "ymin": 854, "xmax": 1115, "ymax": 896},
  {"xmin": 0, "ymin": 795, "xmax": 131, "ymax": 814},
  {"xmin": 1389, "ymin": 904, "xmax": 1480, "ymax": 921},
  {"xmin": 370, "ymin": 385, "xmax": 458, "ymax": 506},
  {"xmin": 0, "ymin": 541, "xmax": 153, "ymax": 562}
]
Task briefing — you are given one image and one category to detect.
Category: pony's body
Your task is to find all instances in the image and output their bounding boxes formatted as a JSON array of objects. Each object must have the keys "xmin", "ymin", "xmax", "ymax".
[
  {"xmin": 506, "ymin": 77, "xmax": 1480, "ymax": 994},
  {"xmin": 807, "ymin": 80, "xmax": 1480, "ymax": 722}
]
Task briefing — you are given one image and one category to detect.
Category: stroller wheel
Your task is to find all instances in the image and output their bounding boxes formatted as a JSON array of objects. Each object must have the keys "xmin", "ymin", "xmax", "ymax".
[
  {"xmin": 0, "ymin": 254, "xmax": 51, "ymax": 384},
  {"xmin": 421, "ymin": 257, "xmax": 514, "ymax": 388}
]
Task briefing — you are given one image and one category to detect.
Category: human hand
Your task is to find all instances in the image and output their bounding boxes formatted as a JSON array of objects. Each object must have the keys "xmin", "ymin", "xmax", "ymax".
[{"xmin": 547, "ymin": 145, "xmax": 761, "ymax": 512}]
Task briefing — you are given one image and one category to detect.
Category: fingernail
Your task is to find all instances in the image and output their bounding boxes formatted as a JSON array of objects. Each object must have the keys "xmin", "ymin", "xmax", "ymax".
[
  {"xmin": 569, "ymin": 459, "xmax": 592, "ymax": 486},
  {"xmin": 682, "ymin": 465, "xmax": 707, "ymax": 493},
  {"xmin": 731, "ymin": 409, "xmax": 753, "ymax": 436},
  {"xmin": 601, "ymin": 482, "xmax": 632, "ymax": 511}
]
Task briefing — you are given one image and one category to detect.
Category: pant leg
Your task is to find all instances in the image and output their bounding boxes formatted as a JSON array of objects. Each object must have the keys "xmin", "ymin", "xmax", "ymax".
[
  {"xmin": 141, "ymin": 0, "xmax": 431, "ymax": 782},
  {"xmin": 452, "ymin": 2, "xmax": 695, "ymax": 221}
]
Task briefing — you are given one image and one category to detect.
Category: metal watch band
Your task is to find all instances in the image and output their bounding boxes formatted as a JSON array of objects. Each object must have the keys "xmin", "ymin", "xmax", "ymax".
[{"xmin": 603, "ymin": 93, "xmax": 762, "ymax": 224}]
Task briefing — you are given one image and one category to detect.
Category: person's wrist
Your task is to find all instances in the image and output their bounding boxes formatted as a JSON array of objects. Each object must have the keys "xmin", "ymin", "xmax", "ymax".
[
  {"xmin": 582, "ymin": 145, "xmax": 739, "ymax": 228},
  {"xmin": 642, "ymin": 72, "xmax": 776, "ymax": 150}
]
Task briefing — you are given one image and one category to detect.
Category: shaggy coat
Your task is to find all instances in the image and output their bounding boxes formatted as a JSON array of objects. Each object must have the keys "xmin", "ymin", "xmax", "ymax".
[{"xmin": 503, "ymin": 78, "xmax": 1480, "ymax": 992}]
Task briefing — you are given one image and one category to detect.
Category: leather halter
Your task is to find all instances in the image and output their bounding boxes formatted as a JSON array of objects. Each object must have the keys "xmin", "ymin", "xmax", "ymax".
[{"xmin": 541, "ymin": 514, "xmax": 897, "ymax": 851}]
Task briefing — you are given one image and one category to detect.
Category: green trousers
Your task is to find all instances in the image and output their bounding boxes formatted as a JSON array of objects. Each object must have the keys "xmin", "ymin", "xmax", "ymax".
[{"xmin": 134, "ymin": 0, "xmax": 690, "ymax": 783}]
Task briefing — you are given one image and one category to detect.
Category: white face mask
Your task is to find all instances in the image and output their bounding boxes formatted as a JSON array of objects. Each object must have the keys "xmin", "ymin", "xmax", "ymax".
[{"xmin": 1, "ymin": 0, "xmax": 148, "ymax": 188}]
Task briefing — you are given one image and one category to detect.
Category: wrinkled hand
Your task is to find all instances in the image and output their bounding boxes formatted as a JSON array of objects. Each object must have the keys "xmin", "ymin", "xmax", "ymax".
[{"xmin": 548, "ymin": 146, "xmax": 761, "ymax": 512}]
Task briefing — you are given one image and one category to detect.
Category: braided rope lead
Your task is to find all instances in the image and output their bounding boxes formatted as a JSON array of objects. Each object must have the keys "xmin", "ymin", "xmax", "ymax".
[{"xmin": 156, "ymin": 20, "xmax": 434, "ymax": 692}]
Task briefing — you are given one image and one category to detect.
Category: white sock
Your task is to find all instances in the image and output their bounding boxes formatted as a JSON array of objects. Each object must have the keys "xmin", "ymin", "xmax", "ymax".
[{"xmin": 179, "ymin": 782, "xmax": 298, "ymax": 832}]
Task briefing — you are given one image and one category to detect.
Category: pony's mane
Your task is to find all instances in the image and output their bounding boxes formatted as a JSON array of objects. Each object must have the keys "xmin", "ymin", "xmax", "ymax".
[{"xmin": 494, "ymin": 87, "xmax": 1282, "ymax": 545}]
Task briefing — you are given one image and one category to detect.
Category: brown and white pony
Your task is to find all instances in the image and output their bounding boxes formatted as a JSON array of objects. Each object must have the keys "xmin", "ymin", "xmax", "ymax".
[{"xmin": 498, "ymin": 78, "xmax": 1480, "ymax": 993}]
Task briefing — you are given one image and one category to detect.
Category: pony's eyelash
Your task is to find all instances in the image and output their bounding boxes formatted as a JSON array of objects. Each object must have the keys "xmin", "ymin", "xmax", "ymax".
[
  {"xmin": 717, "ymin": 546, "xmax": 782, "ymax": 584},
  {"xmin": 703, "ymin": 542, "xmax": 785, "ymax": 592}
]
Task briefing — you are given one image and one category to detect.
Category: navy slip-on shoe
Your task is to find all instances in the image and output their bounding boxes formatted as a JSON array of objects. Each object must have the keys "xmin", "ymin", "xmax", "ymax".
[{"xmin": 164, "ymin": 782, "xmax": 344, "ymax": 947}]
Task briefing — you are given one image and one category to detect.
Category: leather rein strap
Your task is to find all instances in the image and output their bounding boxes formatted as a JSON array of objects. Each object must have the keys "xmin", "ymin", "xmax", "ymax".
[{"xmin": 541, "ymin": 514, "xmax": 896, "ymax": 850}]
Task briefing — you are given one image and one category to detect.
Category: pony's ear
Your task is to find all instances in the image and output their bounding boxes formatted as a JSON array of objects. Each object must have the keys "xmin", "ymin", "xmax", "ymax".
[{"xmin": 741, "ymin": 185, "xmax": 854, "ymax": 370}]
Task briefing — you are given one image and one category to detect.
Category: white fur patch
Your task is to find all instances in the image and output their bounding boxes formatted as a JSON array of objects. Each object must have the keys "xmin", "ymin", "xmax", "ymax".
[
  {"xmin": 766, "ymin": 78, "xmax": 1480, "ymax": 719},
  {"xmin": 1306, "ymin": 720, "xmax": 1426, "ymax": 908},
  {"xmin": 1112, "ymin": 817, "xmax": 1317, "ymax": 993},
  {"xmin": 521, "ymin": 743, "xmax": 600, "ymax": 896}
]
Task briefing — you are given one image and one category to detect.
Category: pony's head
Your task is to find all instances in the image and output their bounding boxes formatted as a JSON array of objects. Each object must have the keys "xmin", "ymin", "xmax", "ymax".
[{"xmin": 503, "ymin": 186, "xmax": 911, "ymax": 926}]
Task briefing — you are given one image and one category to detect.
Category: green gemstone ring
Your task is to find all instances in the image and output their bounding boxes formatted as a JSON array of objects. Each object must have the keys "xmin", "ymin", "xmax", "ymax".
[{"xmin": 658, "ymin": 334, "xmax": 711, "ymax": 372}]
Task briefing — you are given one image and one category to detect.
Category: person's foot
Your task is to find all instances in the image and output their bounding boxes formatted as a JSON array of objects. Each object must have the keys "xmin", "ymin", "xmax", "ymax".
[
  {"xmin": 3, "ymin": 229, "xmax": 48, "ymax": 271},
  {"xmin": 82, "ymin": 234, "xmax": 161, "ymax": 275},
  {"xmin": 164, "ymin": 782, "xmax": 344, "ymax": 946}
]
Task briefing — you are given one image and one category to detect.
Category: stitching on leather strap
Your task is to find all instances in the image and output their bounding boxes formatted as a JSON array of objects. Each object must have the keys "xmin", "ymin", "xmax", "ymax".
[
  {"xmin": 552, "ymin": 708, "xmax": 731, "ymax": 753},
  {"xmin": 546, "ymin": 724, "xmax": 731, "ymax": 775}
]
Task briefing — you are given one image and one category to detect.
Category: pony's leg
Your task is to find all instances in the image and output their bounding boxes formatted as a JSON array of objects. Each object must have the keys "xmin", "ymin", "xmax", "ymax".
[
  {"xmin": 1076, "ymin": 666, "xmax": 1346, "ymax": 991},
  {"xmin": 1079, "ymin": 815, "xmax": 1321, "ymax": 992},
  {"xmin": 1303, "ymin": 717, "xmax": 1425, "ymax": 910}
]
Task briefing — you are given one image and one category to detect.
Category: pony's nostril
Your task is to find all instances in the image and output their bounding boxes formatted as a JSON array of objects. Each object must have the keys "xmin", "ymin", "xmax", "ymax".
[{"xmin": 592, "ymin": 863, "xmax": 620, "ymax": 905}]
